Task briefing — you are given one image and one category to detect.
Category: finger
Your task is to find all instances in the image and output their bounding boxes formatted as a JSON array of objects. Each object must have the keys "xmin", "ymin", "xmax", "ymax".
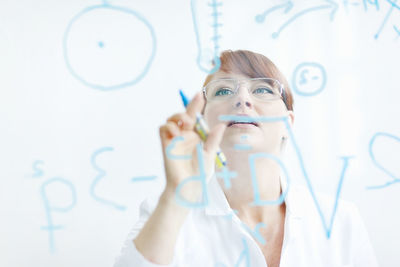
[
  {"xmin": 159, "ymin": 125, "xmax": 170, "ymax": 148},
  {"xmin": 203, "ymin": 123, "xmax": 227, "ymax": 155},
  {"xmin": 186, "ymin": 92, "xmax": 205, "ymax": 119},
  {"xmin": 167, "ymin": 113, "xmax": 195, "ymax": 131},
  {"xmin": 159, "ymin": 122, "xmax": 180, "ymax": 146}
]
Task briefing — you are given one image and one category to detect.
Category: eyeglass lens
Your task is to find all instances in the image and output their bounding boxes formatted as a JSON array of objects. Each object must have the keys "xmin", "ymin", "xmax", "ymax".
[{"xmin": 205, "ymin": 78, "xmax": 282, "ymax": 101}]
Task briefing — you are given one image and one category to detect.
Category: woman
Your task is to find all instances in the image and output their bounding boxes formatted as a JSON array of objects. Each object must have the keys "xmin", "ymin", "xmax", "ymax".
[{"xmin": 114, "ymin": 50, "xmax": 378, "ymax": 267}]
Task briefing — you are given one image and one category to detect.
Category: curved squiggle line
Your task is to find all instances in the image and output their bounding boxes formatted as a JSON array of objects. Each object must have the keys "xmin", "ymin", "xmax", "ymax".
[{"xmin": 367, "ymin": 132, "xmax": 400, "ymax": 189}]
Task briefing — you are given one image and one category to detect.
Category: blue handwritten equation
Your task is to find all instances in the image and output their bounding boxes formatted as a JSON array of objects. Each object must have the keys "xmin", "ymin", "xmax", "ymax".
[
  {"xmin": 27, "ymin": 129, "xmax": 398, "ymax": 254},
  {"xmin": 166, "ymin": 115, "xmax": 400, "ymax": 256},
  {"xmin": 165, "ymin": 115, "xmax": 364, "ymax": 267},
  {"xmin": 255, "ymin": 0, "xmax": 400, "ymax": 40},
  {"xmin": 167, "ymin": 115, "xmax": 353, "ymax": 240},
  {"xmin": 28, "ymin": 147, "xmax": 157, "ymax": 253}
]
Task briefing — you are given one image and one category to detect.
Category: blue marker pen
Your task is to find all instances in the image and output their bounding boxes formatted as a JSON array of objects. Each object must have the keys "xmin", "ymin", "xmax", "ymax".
[{"xmin": 179, "ymin": 90, "xmax": 227, "ymax": 168}]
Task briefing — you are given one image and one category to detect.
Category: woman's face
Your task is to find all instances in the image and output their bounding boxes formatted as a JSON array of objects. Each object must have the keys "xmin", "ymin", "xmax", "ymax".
[{"xmin": 203, "ymin": 71, "xmax": 294, "ymax": 155}]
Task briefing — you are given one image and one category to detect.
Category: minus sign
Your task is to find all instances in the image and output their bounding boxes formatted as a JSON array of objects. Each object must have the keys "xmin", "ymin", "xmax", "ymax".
[
  {"xmin": 131, "ymin": 176, "xmax": 157, "ymax": 182},
  {"xmin": 234, "ymin": 144, "xmax": 252, "ymax": 151}
]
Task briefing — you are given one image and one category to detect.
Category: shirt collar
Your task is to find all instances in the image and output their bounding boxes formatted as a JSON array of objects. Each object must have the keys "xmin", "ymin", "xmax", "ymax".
[
  {"xmin": 204, "ymin": 173, "xmax": 303, "ymax": 219},
  {"xmin": 204, "ymin": 174, "xmax": 232, "ymax": 216}
]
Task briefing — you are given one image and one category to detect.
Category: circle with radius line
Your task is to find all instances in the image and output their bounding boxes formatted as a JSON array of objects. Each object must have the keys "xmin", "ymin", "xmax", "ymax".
[
  {"xmin": 63, "ymin": 5, "xmax": 156, "ymax": 91},
  {"xmin": 292, "ymin": 62, "xmax": 327, "ymax": 96}
]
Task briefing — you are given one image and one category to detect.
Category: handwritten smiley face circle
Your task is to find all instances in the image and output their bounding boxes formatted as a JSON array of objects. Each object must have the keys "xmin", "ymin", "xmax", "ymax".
[{"xmin": 292, "ymin": 62, "xmax": 327, "ymax": 96}]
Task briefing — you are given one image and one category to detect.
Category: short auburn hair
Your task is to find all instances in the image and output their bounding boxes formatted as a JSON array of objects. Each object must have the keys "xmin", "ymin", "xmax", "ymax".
[{"xmin": 203, "ymin": 50, "xmax": 294, "ymax": 111}]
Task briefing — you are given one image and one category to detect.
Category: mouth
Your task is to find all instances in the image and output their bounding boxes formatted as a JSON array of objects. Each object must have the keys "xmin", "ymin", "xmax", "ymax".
[{"xmin": 227, "ymin": 121, "xmax": 259, "ymax": 127}]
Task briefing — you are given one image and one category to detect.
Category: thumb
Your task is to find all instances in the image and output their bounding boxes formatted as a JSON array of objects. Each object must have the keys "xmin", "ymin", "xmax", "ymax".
[{"xmin": 203, "ymin": 123, "xmax": 227, "ymax": 155}]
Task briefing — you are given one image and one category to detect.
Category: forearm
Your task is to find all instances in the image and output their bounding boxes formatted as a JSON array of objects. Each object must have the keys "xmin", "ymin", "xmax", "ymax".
[{"xmin": 133, "ymin": 188, "xmax": 190, "ymax": 265}]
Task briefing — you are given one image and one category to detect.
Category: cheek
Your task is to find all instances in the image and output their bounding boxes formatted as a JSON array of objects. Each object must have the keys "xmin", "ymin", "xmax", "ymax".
[
  {"xmin": 256, "ymin": 101, "xmax": 288, "ymax": 117},
  {"xmin": 262, "ymin": 123, "xmax": 286, "ymax": 138},
  {"xmin": 203, "ymin": 103, "xmax": 225, "ymax": 127}
]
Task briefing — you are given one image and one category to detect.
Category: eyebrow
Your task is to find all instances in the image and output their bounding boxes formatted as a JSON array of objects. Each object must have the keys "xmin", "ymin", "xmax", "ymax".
[{"xmin": 217, "ymin": 77, "xmax": 235, "ymax": 79}]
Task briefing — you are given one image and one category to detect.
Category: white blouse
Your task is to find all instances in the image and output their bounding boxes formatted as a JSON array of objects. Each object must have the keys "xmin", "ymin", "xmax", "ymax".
[{"xmin": 114, "ymin": 175, "xmax": 378, "ymax": 267}]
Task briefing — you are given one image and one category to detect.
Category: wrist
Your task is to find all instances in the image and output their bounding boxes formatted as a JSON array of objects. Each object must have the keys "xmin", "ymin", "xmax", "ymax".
[
  {"xmin": 158, "ymin": 190, "xmax": 192, "ymax": 221},
  {"xmin": 163, "ymin": 181, "xmax": 203, "ymax": 203}
]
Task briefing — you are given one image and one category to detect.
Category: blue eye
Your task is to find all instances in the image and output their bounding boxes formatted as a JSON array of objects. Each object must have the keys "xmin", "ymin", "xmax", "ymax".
[
  {"xmin": 253, "ymin": 87, "xmax": 274, "ymax": 94},
  {"xmin": 215, "ymin": 88, "xmax": 234, "ymax": 96}
]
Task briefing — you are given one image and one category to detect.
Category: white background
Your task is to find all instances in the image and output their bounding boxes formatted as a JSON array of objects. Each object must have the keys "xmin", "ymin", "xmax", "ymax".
[{"xmin": 1, "ymin": 0, "xmax": 400, "ymax": 266}]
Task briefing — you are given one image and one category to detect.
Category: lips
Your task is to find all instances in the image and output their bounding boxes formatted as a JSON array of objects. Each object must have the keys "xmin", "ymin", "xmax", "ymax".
[
  {"xmin": 228, "ymin": 121, "xmax": 259, "ymax": 127},
  {"xmin": 227, "ymin": 115, "xmax": 259, "ymax": 127}
]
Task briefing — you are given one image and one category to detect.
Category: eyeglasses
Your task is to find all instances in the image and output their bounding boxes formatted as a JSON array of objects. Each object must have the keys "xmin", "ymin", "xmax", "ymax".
[{"xmin": 203, "ymin": 78, "xmax": 284, "ymax": 102}]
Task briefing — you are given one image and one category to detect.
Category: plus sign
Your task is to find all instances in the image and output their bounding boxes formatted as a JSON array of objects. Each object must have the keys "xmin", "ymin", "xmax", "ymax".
[{"xmin": 216, "ymin": 166, "xmax": 237, "ymax": 189}]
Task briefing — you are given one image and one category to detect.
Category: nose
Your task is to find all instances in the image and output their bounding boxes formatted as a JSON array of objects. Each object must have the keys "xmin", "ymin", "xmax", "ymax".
[
  {"xmin": 234, "ymin": 84, "xmax": 253, "ymax": 109},
  {"xmin": 235, "ymin": 100, "xmax": 251, "ymax": 108}
]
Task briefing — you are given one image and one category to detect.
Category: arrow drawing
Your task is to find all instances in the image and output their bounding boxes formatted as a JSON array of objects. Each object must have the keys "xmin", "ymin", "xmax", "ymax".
[
  {"xmin": 255, "ymin": 1, "xmax": 294, "ymax": 23},
  {"xmin": 272, "ymin": 0, "xmax": 338, "ymax": 39}
]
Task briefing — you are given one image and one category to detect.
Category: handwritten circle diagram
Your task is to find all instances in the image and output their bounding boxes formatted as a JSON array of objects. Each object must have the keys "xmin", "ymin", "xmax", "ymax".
[
  {"xmin": 63, "ymin": 5, "xmax": 156, "ymax": 91},
  {"xmin": 292, "ymin": 62, "xmax": 327, "ymax": 96}
]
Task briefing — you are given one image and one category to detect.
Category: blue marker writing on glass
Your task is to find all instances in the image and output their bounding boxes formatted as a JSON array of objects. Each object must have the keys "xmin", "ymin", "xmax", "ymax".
[{"xmin": 179, "ymin": 90, "xmax": 227, "ymax": 168}]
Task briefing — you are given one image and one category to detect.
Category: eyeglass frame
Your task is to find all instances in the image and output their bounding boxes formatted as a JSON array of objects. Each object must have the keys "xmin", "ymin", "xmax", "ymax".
[{"xmin": 202, "ymin": 77, "xmax": 286, "ymax": 103}]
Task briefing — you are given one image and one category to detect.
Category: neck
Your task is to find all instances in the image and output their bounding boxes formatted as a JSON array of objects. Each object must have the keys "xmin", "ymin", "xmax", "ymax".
[{"xmin": 217, "ymin": 148, "xmax": 284, "ymax": 225}]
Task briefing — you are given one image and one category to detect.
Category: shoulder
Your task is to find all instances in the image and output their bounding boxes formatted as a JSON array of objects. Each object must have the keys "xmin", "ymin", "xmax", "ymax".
[
  {"xmin": 288, "ymin": 185, "xmax": 363, "ymax": 235},
  {"xmin": 286, "ymin": 186, "xmax": 378, "ymax": 266},
  {"xmin": 289, "ymin": 185, "xmax": 358, "ymax": 214}
]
